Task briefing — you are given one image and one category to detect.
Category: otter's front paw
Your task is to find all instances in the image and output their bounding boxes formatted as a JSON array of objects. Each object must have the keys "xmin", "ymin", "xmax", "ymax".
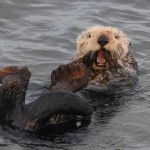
[{"xmin": 50, "ymin": 63, "xmax": 89, "ymax": 92}]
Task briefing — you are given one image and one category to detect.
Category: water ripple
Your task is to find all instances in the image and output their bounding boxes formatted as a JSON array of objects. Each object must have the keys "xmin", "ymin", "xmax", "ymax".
[{"xmin": 0, "ymin": 0, "xmax": 150, "ymax": 149}]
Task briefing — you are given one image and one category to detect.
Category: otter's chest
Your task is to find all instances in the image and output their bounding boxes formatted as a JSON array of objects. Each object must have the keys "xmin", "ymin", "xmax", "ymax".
[{"xmin": 88, "ymin": 67, "xmax": 120, "ymax": 84}]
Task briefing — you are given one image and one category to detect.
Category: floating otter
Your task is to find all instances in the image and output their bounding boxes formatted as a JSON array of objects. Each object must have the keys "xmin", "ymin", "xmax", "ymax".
[{"xmin": 0, "ymin": 26, "xmax": 138, "ymax": 132}]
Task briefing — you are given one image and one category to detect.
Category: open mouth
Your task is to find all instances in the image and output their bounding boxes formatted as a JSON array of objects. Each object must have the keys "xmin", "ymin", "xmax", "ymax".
[
  {"xmin": 94, "ymin": 49, "xmax": 106, "ymax": 67},
  {"xmin": 80, "ymin": 49, "xmax": 108, "ymax": 68}
]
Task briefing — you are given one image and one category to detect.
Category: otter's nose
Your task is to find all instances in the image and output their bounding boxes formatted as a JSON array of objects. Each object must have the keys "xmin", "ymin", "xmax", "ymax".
[{"xmin": 98, "ymin": 35, "xmax": 108, "ymax": 46}]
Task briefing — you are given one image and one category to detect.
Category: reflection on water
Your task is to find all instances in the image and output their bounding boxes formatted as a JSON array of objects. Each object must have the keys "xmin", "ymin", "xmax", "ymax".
[{"xmin": 0, "ymin": 0, "xmax": 150, "ymax": 149}]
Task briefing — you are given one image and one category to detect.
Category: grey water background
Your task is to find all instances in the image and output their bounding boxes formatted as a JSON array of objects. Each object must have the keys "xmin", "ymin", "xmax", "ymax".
[{"xmin": 0, "ymin": 0, "xmax": 150, "ymax": 149}]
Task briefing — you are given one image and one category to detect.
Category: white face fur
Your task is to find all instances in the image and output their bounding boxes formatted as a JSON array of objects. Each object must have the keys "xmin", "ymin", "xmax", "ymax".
[{"xmin": 75, "ymin": 26, "xmax": 130, "ymax": 61}]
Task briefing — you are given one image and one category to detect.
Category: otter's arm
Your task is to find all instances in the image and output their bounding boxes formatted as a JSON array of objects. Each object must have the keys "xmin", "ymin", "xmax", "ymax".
[{"xmin": 20, "ymin": 91, "xmax": 93, "ymax": 131}]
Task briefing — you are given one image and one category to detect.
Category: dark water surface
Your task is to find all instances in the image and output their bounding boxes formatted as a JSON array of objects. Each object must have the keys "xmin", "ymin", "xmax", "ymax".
[{"xmin": 0, "ymin": 0, "xmax": 150, "ymax": 149}]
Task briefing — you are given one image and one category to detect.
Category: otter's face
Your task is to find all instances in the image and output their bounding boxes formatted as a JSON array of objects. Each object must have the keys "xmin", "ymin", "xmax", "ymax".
[{"xmin": 75, "ymin": 26, "xmax": 130, "ymax": 69}]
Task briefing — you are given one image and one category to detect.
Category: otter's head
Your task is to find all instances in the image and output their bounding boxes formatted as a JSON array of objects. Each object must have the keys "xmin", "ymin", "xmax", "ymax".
[{"xmin": 75, "ymin": 26, "xmax": 130, "ymax": 69}]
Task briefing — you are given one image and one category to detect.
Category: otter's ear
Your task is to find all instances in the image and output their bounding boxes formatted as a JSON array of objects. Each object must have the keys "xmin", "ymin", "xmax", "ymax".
[{"xmin": 129, "ymin": 42, "xmax": 131, "ymax": 48}]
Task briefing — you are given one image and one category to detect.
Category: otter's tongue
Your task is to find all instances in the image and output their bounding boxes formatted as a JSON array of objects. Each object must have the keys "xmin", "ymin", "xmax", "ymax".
[{"xmin": 96, "ymin": 50, "xmax": 106, "ymax": 66}]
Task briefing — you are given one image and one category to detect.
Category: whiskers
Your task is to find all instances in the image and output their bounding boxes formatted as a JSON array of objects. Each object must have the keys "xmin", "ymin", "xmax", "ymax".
[{"xmin": 90, "ymin": 51, "xmax": 96, "ymax": 60}]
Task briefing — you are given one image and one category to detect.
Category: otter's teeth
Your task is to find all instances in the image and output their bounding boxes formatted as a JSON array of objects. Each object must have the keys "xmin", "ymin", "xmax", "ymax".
[
  {"xmin": 97, "ymin": 58, "xmax": 106, "ymax": 64},
  {"xmin": 96, "ymin": 50, "xmax": 106, "ymax": 66}
]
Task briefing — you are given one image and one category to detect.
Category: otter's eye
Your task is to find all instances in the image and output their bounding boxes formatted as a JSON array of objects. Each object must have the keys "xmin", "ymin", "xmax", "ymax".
[
  {"xmin": 87, "ymin": 34, "xmax": 91, "ymax": 38},
  {"xmin": 115, "ymin": 35, "xmax": 119, "ymax": 39}
]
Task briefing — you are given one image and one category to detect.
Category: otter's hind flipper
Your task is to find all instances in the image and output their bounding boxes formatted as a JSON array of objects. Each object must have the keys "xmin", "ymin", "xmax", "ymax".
[
  {"xmin": 19, "ymin": 92, "xmax": 93, "ymax": 131},
  {"xmin": 0, "ymin": 66, "xmax": 31, "ymax": 122}
]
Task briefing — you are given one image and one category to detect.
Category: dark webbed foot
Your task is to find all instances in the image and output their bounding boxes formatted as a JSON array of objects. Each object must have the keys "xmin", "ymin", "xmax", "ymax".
[
  {"xmin": 0, "ymin": 66, "xmax": 31, "ymax": 122},
  {"xmin": 0, "ymin": 66, "xmax": 19, "ymax": 81},
  {"xmin": 50, "ymin": 63, "xmax": 89, "ymax": 92}
]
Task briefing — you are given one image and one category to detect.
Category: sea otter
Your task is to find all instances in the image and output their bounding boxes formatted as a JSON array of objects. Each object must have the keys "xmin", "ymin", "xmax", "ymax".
[
  {"xmin": 51, "ymin": 26, "xmax": 138, "ymax": 95},
  {"xmin": 0, "ymin": 26, "xmax": 138, "ymax": 132}
]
